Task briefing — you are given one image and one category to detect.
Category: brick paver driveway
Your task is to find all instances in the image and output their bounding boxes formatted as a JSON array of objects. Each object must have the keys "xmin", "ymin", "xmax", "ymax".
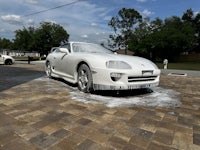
[{"xmin": 0, "ymin": 63, "xmax": 200, "ymax": 150}]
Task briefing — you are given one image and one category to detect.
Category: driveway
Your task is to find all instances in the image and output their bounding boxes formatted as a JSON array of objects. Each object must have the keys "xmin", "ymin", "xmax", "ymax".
[{"xmin": 0, "ymin": 63, "xmax": 199, "ymax": 150}]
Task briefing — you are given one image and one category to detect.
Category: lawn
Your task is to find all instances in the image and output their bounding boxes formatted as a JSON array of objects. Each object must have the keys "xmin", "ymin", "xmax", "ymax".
[{"xmin": 156, "ymin": 62, "xmax": 200, "ymax": 71}]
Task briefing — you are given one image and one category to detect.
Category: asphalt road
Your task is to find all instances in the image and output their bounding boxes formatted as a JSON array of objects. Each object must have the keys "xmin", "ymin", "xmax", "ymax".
[{"xmin": 0, "ymin": 63, "xmax": 45, "ymax": 91}]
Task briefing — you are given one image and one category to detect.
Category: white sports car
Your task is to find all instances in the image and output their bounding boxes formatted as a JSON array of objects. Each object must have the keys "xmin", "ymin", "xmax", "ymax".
[
  {"xmin": 45, "ymin": 42, "xmax": 160, "ymax": 93},
  {"xmin": 0, "ymin": 54, "xmax": 15, "ymax": 65}
]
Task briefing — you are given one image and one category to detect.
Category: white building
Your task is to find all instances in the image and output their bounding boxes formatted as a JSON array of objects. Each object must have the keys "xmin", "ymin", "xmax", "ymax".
[{"xmin": 0, "ymin": 49, "xmax": 40, "ymax": 57}]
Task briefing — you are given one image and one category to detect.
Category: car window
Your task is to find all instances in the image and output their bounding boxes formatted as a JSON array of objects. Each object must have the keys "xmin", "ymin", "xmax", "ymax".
[
  {"xmin": 54, "ymin": 48, "xmax": 61, "ymax": 53},
  {"xmin": 53, "ymin": 48, "xmax": 69, "ymax": 53},
  {"xmin": 72, "ymin": 43, "xmax": 113, "ymax": 54},
  {"xmin": 73, "ymin": 44, "xmax": 85, "ymax": 52},
  {"xmin": 61, "ymin": 43, "xmax": 71, "ymax": 52},
  {"xmin": 50, "ymin": 47, "xmax": 57, "ymax": 52}
]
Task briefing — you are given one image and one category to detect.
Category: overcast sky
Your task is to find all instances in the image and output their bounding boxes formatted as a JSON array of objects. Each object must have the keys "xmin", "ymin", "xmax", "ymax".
[{"xmin": 0, "ymin": 0, "xmax": 200, "ymax": 44}]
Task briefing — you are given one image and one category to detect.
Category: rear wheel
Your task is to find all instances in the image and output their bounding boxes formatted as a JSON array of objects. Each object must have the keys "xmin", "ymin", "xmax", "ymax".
[
  {"xmin": 45, "ymin": 61, "xmax": 52, "ymax": 78},
  {"xmin": 77, "ymin": 64, "xmax": 93, "ymax": 93}
]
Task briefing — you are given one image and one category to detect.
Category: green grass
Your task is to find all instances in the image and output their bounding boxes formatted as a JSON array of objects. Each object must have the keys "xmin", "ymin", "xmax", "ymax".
[{"xmin": 156, "ymin": 62, "xmax": 200, "ymax": 71}]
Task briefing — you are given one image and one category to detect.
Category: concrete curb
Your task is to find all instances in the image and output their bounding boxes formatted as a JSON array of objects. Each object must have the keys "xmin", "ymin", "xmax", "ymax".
[{"xmin": 161, "ymin": 69, "xmax": 200, "ymax": 77}]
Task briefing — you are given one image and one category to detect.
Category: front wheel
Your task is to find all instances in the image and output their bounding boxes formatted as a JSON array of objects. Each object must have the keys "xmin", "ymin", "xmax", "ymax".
[
  {"xmin": 45, "ymin": 61, "xmax": 52, "ymax": 78},
  {"xmin": 77, "ymin": 64, "xmax": 93, "ymax": 93},
  {"xmin": 5, "ymin": 59, "xmax": 12, "ymax": 65}
]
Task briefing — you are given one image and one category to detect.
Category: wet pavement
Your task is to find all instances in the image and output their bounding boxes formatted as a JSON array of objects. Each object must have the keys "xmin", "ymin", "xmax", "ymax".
[{"xmin": 0, "ymin": 63, "xmax": 200, "ymax": 150}]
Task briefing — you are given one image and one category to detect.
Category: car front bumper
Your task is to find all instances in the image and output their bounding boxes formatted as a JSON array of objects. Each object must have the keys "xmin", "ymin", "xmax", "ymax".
[{"xmin": 91, "ymin": 67, "xmax": 160, "ymax": 91}]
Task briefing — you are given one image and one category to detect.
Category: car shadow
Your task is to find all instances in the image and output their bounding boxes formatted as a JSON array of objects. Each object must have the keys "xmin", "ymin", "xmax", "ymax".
[
  {"xmin": 91, "ymin": 88, "xmax": 153, "ymax": 97},
  {"xmin": 0, "ymin": 65, "xmax": 45, "ymax": 92}
]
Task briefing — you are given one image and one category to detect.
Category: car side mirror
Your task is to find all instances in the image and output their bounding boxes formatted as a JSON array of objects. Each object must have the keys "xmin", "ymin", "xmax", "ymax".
[{"xmin": 60, "ymin": 48, "xmax": 69, "ymax": 54}]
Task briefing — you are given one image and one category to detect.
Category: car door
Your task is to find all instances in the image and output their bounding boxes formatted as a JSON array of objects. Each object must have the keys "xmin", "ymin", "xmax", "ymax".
[
  {"xmin": 53, "ymin": 47, "xmax": 74, "ymax": 79},
  {"xmin": 59, "ymin": 52, "xmax": 76, "ymax": 79},
  {"xmin": 51, "ymin": 48, "xmax": 65, "ymax": 74}
]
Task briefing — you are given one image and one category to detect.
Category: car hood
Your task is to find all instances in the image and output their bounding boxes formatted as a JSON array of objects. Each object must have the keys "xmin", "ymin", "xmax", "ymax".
[{"xmin": 78, "ymin": 52, "xmax": 158, "ymax": 70}]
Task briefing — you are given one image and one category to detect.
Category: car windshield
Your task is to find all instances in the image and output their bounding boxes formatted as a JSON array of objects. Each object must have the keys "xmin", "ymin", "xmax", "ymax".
[{"xmin": 72, "ymin": 43, "xmax": 113, "ymax": 54}]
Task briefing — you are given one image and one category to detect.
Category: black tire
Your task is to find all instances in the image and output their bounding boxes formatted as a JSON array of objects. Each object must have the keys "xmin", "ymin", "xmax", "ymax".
[
  {"xmin": 5, "ymin": 59, "xmax": 12, "ymax": 65},
  {"xmin": 45, "ymin": 61, "xmax": 52, "ymax": 78},
  {"xmin": 77, "ymin": 64, "xmax": 93, "ymax": 93}
]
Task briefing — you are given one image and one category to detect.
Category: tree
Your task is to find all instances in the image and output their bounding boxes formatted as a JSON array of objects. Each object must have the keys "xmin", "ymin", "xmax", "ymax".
[
  {"xmin": 108, "ymin": 8, "xmax": 142, "ymax": 54},
  {"xmin": 108, "ymin": 8, "xmax": 199, "ymax": 61},
  {"xmin": 129, "ymin": 17, "xmax": 164, "ymax": 60},
  {"xmin": 193, "ymin": 12, "xmax": 200, "ymax": 52},
  {"xmin": 0, "ymin": 38, "xmax": 13, "ymax": 49},
  {"xmin": 129, "ymin": 15, "xmax": 196, "ymax": 61},
  {"xmin": 35, "ymin": 22, "xmax": 69, "ymax": 55},
  {"xmin": 182, "ymin": 8, "xmax": 194, "ymax": 23},
  {"xmin": 149, "ymin": 16, "xmax": 196, "ymax": 61},
  {"xmin": 13, "ymin": 22, "xmax": 69, "ymax": 55},
  {"xmin": 14, "ymin": 26, "xmax": 35, "ymax": 51}
]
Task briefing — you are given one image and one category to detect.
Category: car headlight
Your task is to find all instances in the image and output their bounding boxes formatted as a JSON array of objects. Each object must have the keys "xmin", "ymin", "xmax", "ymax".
[{"xmin": 106, "ymin": 61, "xmax": 132, "ymax": 69}]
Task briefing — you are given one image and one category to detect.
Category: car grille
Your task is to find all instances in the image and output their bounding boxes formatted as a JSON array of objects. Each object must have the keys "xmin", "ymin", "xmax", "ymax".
[{"xmin": 128, "ymin": 76, "xmax": 157, "ymax": 82}]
